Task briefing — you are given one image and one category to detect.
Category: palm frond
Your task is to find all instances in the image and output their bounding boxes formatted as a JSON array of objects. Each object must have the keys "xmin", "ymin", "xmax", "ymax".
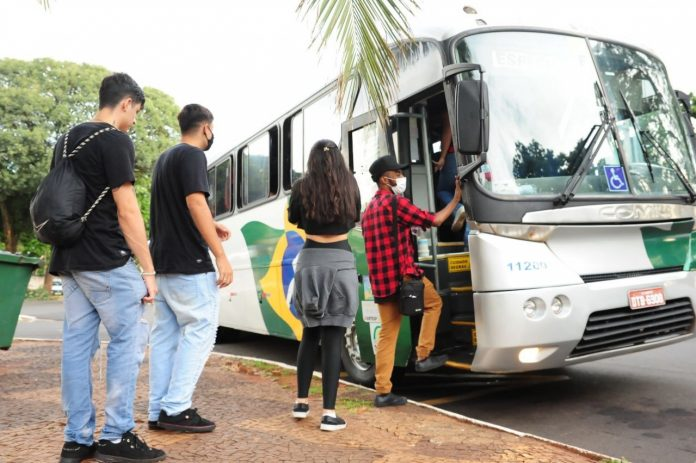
[{"xmin": 298, "ymin": 0, "xmax": 418, "ymax": 126}]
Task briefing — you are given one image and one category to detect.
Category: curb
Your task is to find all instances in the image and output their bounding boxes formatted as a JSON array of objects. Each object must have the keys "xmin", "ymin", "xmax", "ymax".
[{"xmin": 212, "ymin": 350, "xmax": 613, "ymax": 461}]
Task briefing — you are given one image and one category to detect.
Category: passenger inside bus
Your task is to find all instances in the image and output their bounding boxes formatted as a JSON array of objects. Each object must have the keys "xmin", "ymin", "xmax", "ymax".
[{"xmin": 431, "ymin": 107, "xmax": 469, "ymax": 246}]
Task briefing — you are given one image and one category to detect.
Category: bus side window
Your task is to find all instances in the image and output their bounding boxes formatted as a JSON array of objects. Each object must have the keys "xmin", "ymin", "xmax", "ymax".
[
  {"xmin": 283, "ymin": 111, "xmax": 304, "ymax": 190},
  {"xmin": 350, "ymin": 122, "xmax": 386, "ymax": 209},
  {"xmin": 207, "ymin": 168, "xmax": 216, "ymax": 216},
  {"xmin": 291, "ymin": 113, "xmax": 304, "ymax": 186},
  {"xmin": 240, "ymin": 129, "xmax": 278, "ymax": 207},
  {"xmin": 215, "ymin": 158, "xmax": 233, "ymax": 216},
  {"xmin": 304, "ymin": 91, "xmax": 342, "ymax": 159}
]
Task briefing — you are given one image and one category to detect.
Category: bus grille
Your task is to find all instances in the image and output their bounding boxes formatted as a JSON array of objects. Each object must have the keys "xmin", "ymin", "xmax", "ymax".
[
  {"xmin": 569, "ymin": 298, "xmax": 694, "ymax": 358},
  {"xmin": 581, "ymin": 267, "xmax": 683, "ymax": 283}
]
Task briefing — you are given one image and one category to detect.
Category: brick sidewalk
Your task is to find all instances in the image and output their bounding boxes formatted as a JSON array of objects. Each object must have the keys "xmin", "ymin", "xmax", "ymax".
[{"xmin": 0, "ymin": 341, "xmax": 606, "ymax": 462}]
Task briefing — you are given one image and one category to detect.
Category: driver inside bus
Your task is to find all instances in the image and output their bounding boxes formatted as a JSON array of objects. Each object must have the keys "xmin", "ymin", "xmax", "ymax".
[{"xmin": 362, "ymin": 155, "xmax": 462, "ymax": 407}]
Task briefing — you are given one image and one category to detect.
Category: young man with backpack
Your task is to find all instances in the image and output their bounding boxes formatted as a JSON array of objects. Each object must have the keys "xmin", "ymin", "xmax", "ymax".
[
  {"xmin": 51, "ymin": 73, "xmax": 166, "ymax": 463},
  {"xmin": 147, "ymin": 104, "xmax": 233, "ymax": 433}
]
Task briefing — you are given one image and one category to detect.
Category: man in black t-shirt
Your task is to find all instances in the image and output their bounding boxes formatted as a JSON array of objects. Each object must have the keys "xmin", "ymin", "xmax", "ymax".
[
  {"xmin": 148, "ymin": 104, "xmax": 233, "ymax": 433},
  {"xmin": 53, "ymin": 74, "xmax": 165, "ymax": 463}
]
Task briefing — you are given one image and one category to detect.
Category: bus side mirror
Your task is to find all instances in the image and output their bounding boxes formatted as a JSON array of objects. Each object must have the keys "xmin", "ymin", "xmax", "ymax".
[{"xmin": 443, "ymin": 63, "xmax": 489, "ymax": 156}]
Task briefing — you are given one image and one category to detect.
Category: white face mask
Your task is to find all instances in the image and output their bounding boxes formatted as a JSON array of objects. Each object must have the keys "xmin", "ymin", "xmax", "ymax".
[{"xmin": 388, "ymin": 176, "xmax": 407, "ymax": 195}]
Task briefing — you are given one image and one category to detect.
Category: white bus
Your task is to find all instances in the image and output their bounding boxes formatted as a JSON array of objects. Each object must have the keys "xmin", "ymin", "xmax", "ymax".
[{"xmin": 207, "ymin": 14, "xmax": 696, "ymax": 384}]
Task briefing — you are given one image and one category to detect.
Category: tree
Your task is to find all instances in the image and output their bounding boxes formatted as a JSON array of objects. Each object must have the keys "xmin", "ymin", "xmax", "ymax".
[
  {"xmin": 297, "ymin": 0, "xmax": 417, "ymax": 125},
  {"xmin": 513, "ymin": 140, "xmax": 571, "ymax": 179},
  {"xmin": 0, "ymin": 58, "xmax": 179, "ymax": 284}
]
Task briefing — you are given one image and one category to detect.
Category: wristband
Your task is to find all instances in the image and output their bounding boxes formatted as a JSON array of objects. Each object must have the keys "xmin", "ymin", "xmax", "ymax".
[{"xmin": 141, "ymin": 271, "xmax": 156, "ymax": 276}]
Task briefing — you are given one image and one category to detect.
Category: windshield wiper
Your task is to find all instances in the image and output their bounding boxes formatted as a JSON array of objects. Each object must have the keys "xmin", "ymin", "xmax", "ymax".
[
  {"xmin": 556, "ymin": 83, "xmax": 616, "ymax": 206},
  {"xmin": 555, "ymin": 120, "xmax": 610, "ymax": 206},
  {"xmin": 641, "ymin": 129, "xmax": 696, "ymax": 203},
  {"xmin": 617, "ymin": 89, "xmax": 654, "ymax": 182}
]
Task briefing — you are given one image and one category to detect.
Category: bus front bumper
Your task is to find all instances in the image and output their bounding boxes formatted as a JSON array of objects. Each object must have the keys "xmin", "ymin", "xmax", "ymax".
[{"xmin": 469, "ymin": 271, "xmax": 696, "ymax": 373}]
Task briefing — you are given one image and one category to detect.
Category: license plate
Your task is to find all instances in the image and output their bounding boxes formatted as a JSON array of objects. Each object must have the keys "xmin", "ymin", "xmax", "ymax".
[{"xmin": 628, "ymin": 287, "xmax": 666, "ymax": 310}]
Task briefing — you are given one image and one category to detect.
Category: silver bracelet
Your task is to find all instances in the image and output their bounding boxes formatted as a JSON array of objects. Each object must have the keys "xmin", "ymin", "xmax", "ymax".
[{"xmin": 141, "ymin": 271, "xmax": 156, "ymax": 276}]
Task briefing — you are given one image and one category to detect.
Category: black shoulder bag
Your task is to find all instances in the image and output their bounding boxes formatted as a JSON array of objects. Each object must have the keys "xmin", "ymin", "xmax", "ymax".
[
  {"xmin": 30, "ymin": 127, "xmax": 116, "ymax": 247},
  {"xmin": 392, "ymin": 196, "xmax": 424, "ymax": 316}
]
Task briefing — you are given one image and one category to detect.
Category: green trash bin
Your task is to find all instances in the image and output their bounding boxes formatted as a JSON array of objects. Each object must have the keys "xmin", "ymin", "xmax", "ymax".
[{"xmin": 0, "ymin": 251, "xmax": 42, "ymax": 349}]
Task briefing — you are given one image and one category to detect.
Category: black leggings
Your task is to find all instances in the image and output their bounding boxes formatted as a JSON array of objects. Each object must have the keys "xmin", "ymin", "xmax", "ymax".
[{"xmin": 297, "ymin": 325, "xmax": 346, "ymax": 410}]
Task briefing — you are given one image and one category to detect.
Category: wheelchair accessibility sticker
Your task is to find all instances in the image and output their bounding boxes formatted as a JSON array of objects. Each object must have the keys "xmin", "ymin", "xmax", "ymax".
[{"xmin": 603, "ymin": 165, "xmax": 629, "ymax": 192}]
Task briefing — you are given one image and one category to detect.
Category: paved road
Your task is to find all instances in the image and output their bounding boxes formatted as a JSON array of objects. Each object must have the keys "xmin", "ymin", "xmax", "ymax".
[{"xmin": 14, "ymin": 300, "xmax": 696, "ymax": 463}]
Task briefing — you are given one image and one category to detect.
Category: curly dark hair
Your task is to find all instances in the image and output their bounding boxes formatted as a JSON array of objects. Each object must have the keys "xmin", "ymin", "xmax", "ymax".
[{"xmin": 298, "ymin": 139, "xmax": 359, "ymax": 224}]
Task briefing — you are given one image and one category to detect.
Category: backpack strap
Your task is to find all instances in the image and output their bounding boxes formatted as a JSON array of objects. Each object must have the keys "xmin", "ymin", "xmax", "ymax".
[
  {"xmin": 63, "ymin": 126, "xmax": 117, "ymax": 158},
  {"xmin": 81, "ymin": 186, "xmax": 112, "ymax": 222},
  {"xmin": 61, "ymin": 126, "xmax": 118, "ymax": 223}
]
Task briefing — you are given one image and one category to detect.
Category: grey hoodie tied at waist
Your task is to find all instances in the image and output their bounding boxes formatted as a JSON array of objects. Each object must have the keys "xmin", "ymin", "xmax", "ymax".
[{"xmin": 292, "ymin": 248, "xmax": 358, "ymax": 328}]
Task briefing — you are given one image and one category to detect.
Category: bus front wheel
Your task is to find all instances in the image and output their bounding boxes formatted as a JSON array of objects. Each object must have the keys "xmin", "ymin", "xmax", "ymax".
[{"xmin": 341, "ymin": 323, "xmax": 375, "ymax": 386}]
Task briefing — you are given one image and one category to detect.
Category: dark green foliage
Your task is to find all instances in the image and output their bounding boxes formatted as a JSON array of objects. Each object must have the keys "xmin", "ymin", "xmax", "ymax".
[{"xmin": 0, "ymin": 58, "xmax": 179, "ymax": 254}]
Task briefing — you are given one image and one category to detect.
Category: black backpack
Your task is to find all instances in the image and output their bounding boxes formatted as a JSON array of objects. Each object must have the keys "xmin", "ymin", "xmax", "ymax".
[{"xmin": 30, "ymin": 127, "xmax": 116, "ymax": 247}]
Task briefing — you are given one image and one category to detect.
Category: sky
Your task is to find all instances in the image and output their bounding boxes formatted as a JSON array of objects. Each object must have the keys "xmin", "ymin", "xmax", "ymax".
[{"xmin": 1, "ymin": 0, "xmax": 694, "ymax": 163}]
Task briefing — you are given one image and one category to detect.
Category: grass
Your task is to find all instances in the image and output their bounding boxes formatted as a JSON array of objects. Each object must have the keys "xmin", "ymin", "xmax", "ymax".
[
  {"xmin": 235, "ymin": 359, "xmax": 372, "ymax": 413},
  {"xmin": 337, "ymin": 396, "xmax": 372, "ymax": 411},
  {"xmin": 599, "ymin": 458, "xmax": 631, "ymax": 463},
  {"xmin": 238, "ymin": 359, "xmax": 293, "ymax": 377},
  {"xmin": 25, "ymin": 288, "xmax": 61, "ymax": 301}
]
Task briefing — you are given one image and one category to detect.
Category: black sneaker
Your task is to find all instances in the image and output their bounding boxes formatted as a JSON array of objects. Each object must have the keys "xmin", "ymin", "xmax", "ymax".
[
  {"xmin": 292, "ymin": 402, "xmax": 310, "ymax": 419},
  {"xmin": 320, "ymin": 415, "xmax": 346, "ymax": 431},
  {"xmin": 414, "ymin": 353, "xmax": 448, "ymax": 372},
  {"xmin": 148, "ymin": 421, "xmax": 163, "ymax": 431},
  {"xmin": 94, "ymin": 431, "xmax": 166, "ymax": 462},
  {"xmin": 59, "ymin": 441, "xmax": 96, "ymax": 463},
  {"xmin": 374, "ymin": 392, "xmax": 408, "ymax": 408},
  {"xmin": 157, "ymin": 408, "xmax": 215, "ymax": 433}
]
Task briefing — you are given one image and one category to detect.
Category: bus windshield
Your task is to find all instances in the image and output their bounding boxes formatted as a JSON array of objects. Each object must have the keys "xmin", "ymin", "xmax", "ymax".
[{"xmin": 453, "ymin": 31, "xmax": 696, "ymax": 198}]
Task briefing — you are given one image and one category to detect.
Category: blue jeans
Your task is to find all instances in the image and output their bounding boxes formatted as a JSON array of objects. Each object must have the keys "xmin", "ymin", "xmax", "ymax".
[
  {"xmin": 436, "ymin": 152, "xmax": 470, "ymax": 243},
  {"xmin": 148, "ymin": 273, "xmax": 218, "ymax": 420},
  {"xmin": 61, "ymin": 260, "xmax": 149, "ymax": 445}
]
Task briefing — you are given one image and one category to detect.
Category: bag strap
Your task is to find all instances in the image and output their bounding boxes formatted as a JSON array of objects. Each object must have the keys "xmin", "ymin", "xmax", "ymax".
[
  {"xmin": 391, "ymin": 195, "xmax": 401, "ymax": 280},
  {"xmin": 61, "ymin": 127, "xmax": 118, "ymax": 223},
  {"xmin": 63, "ymin": 127, "xmax": 116, "ymax": 159}
]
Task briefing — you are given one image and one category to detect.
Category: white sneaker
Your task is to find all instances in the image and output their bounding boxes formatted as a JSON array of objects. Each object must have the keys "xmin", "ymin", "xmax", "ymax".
[{"xmin": 451, "ymin": 207, "xmax": 466, "ymax": 232}]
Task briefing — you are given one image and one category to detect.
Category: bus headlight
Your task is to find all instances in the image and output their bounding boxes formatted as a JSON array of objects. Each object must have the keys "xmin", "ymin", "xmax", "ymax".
[
  {"xmin": 518, "ymin": 347, "xmax": 541, "ymax": 363},
  {"xmin": 478, "ymin": 223, "xmax": 556, "ymax": 242},
  {"xmin": 551, "ymin": 297, "xmax": 563, "ymax": 314},
  {"xmin": 518, "ymin": 346, "xmax": 558, "ymax": 364},
  {"xmin": 523, "ymin": 298, "xmax": 546, "ymax": 320},
  {"xmin": 550, "ymin": 295, "xmax": 571, "ymax": 317}
]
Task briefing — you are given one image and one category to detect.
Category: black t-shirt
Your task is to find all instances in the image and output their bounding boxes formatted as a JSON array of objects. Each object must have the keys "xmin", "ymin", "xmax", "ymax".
[
  {"xmin": 49, "ymin": 122, "xmax": 136, "ymax": 274},
  {"xmin": 288, "ymin": 178, "xmax": 361, "ymax": 234},
  {"xmin": 149, "ymin": 143, "xmax": 214, "ymax": 274}
]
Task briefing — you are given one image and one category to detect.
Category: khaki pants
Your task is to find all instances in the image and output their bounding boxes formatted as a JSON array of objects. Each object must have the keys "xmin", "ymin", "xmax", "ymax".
[{"xmin": 374, "ymin": 277, "xmax": 442, "ymax": 394}]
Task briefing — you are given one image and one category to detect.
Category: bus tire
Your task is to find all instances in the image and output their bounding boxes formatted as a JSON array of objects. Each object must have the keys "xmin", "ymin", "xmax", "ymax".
[{"xmin": 341, "ymin": 323, "xmax": 375, "ymax": 386}]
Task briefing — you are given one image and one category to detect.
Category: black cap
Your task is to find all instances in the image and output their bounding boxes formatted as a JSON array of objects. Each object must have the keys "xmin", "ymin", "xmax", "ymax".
[{"xmin": 369, "ymin": 156, "xmax": 409, "ymax": 182}]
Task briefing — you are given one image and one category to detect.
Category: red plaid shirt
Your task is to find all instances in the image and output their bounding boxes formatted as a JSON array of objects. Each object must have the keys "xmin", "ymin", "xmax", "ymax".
[{"xmin": 361, "ymin": 190, "xmax": 435, "ymax": 301}]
